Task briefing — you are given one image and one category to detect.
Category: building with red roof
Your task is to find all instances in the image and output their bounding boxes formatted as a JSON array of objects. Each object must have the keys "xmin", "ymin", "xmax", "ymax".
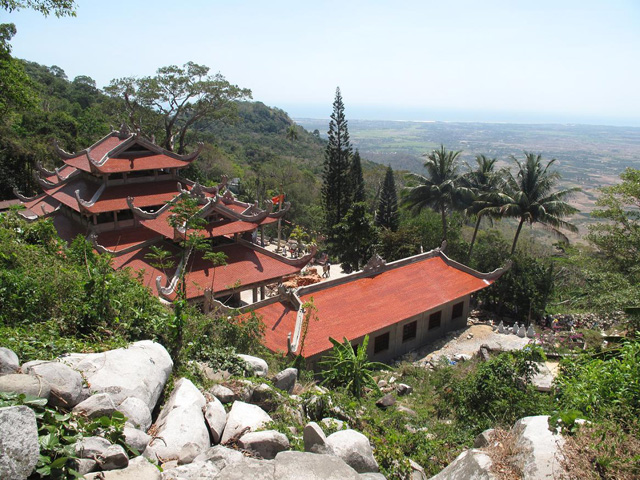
[
  {"xmin": 248, "ymin": 246, "xmax": 508, "ymax": 365},
  {"xmin": 15, "ymin": 125, "xmax": 313, "ymax": 307}
]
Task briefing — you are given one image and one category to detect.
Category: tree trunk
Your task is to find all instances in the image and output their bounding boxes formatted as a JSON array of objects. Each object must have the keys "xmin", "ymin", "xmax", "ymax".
[
  {"xmin": 511, "ymin": 217, "xmax": 526, "ymax": 255},
  {"xmin": 467, "ymin": 213, "xmax": 483, "ymax": 261},
  {"xmin": 441, "ymin": 206, "xmax": 448, "ymax": 243}
]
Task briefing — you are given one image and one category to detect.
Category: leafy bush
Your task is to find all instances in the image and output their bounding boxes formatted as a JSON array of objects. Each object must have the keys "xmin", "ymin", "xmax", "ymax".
[
  {"xmin": 0, "ymin": 392, "xmax": 129, "ymax": 479},
  {"xmin": 319, "ymin": 335, "xmax": 386, "ymax": 399},
  {"xmin": 554, "ymin": 341, "xmax": 640, "ymax": 424},
  {"xmin": 435, "ymin": 346, "xmax": 552, "ymax": 431}
]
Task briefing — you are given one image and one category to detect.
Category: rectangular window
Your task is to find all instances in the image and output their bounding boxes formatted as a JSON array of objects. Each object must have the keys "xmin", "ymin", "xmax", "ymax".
[
  {"xmin": 374, "ymin": 332, "xmax": 390, "ymax": 354},
  {"xmin": 402, "ymin": 321, "xmax": 417, "ymax": 342},
  {"xmin": 429, "ymin": 311, "xmax": 442, "ymax": 330},
  {"xmin": 452, "ymin": 301, "xmax": 464, "ymax": 319}
]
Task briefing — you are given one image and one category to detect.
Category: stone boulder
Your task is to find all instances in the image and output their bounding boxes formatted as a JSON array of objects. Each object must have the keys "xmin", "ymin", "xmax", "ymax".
[
  {"xmin": 117, "ymin": 396, "xmax": 152, "ymax": 430},
  {"xmin": 272, "ymin": 368, "xmax": 298, "ymax": 393},
  {"xmin": 326, "ymin": 429, "xmax": 379, "ymax": 473},
  {"xmin": 237, "ymin": 354, "xmax": 268, "ymax": 377},
  {"xmin": 0, "ymin": 405, "xmax": 39, "ymax": 480},
  {"xmin": 162, "ymin": 460, "xmax": 221, "ymax": 479},
  {"xmin": 396, "ymin": 383, "xmax": 413, "ymax": 396},
  {"xmin": 210, "ymin": 384, "xmax": 236, "ymax": 403},
  {"xmin": 216, "ymin": 456, "xmax": 274, "ymax": 479},
  {"xmin": 0, "ymin": 347, "xmax": 19, "ymax": 375},
  {"xmin": 75, "ymin": 436, "xmax": 112, "ymax": 461},
  {"xmin": 73, "ymin": 393, "xmax": 117, "ymax": 418},
  {"xmin": 274, "ymin": 451, "xmax": 362, "ymax": 480},
  {"xmin": 123, "ymin": 426, "xmax": 151, "ymax": 453},
  {"xmin": 98, "ymin": 444, "xmax": 129, "ymax": 471},
  {"xmin": 304, "ymin": 421, "xmax": 331, "ymax": 454},
  {"xmin": 512, "ymin": 415, "xmax": 565, "ymax": 479},
  {"xmin": 375, "ymin": 394, "xmax": 396, "ymax": 409},
  {"xmin": 220, "ymin": 401, "xmax": 272, "ymax": 444},
  {"xmin": 193, "ymin": 445, "xmax": 245, "ymax": 469},
  {"xmin": 62, "ymin": 340, "xmax": 172, "ymax": 412},
  {"xmin": 360, "ymin": 474, "xmax": 387, "ymax": 480},
  {"xmin": 144, "ymin": 378, "xmax": 210, "ymax": 462},
  {"xmin": 473, "ymin": 429, "xmax": 495, "ymax": 448},
  {"xmin": 204, "ymin": 397, "xmax": 227, "ymax": 444},
  {"xmin": 22, "ymin": 360, "xmax": 84, "ymax": 408},
  {"xmin": 238, "ymin": 430, "xmax": 290, "ymax": 459},
  {"xmin": 0, "ymin": 373, "xmax": 51, "ymax": 400},
  {"xmin": 84, "ymin": 456, "xmax": 161, "ymax": 479},
  {"xmin": 428, "ymin": 449, "xmax": 495, "ymax": 480}
]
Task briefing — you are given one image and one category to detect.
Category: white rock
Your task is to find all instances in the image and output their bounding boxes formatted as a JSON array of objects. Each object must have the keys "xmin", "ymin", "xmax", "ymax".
[
  {"xmin": 304, "ymin": 421, "xmax": 331, "ymax": 454},
  {"xmin": 193, "ymin": 445, "xmax": 244, "ymax": 469},
  {"xmin": 238, "ymin": 430, "xmax": 290, "ymax": 459},
  {"xmin": 118, "ymin": 396, "xmax": 152, "ymax": 430},
  {"xmin": 98, "ymin": 444, "xmax": 129, "ymax": 471},
  {"xmin": 84, "ymin": 456, "xmax": 161, "ymax": 479},
  {"xmin": 62, "ymin": 340, "xmax": 172, "ymax": 412},
  {"xmin": 220, "ymin": 401, "xmax": 272, "ymax": 444},
  {"xmin": 0, "ymin": 373, "xmax": 51, "ymax": 400},
  {"xmin": 0, "ymin": 405, "xmax": 39, "ymax": 480},
  {"xmin": 144, "ymin": 378, "xmax": 209, "ymax": 462},
  {"xmin": 76, "ymin": 436, "xmax": 112, "ymax": 460},
  {"xmin": 210, "ymin": 384, "xmax": 236, "ymax": 403},
  {"xmin": 161, "ymin": 460, "xmax": 221, "ymax": 479},
  {"xmin": 216, "ymin": 456, "xmax": 274, "ymax": 479},
  {"xmin": 237, "ymin": 354, "xmax": 268, "ymax": 377},
  {"xmin": 273, "ymin": 368, "xmax": 298, "ymax": 393},
  {"xmin": 204, "ymin": 397, "xmax": 227, "ymax": 444},
  {"xmin": 22, "ymin": 360, "xmax": 84, "ymax": 408},
  {"xmin": 512, "ymin": 415, "xmax": 566, "ymax": 479},
  {"xmin": 123, "ymin": 426, "xmax": 151, "ymax": 453},
  {"xmin": 0, "ymin": 347, "xmax": 19, "ymax": 375},
  {"xmin": 274, "ymin": 451, "xmax": 361, "ymax": 480},
  {"xmin": 326, "ymin": 429, "xmax": 379, "ymax": 473},
  {"xmin": 73, "ymin": 393, "xmax": 116, "ymax": 418},
  {"xmin": 429, "ymin": 449, "xmax": 495, "ymax": 479}
]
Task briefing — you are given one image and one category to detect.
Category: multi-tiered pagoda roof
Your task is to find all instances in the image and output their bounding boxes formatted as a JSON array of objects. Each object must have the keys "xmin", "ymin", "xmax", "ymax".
[{"xmin": 15, "ymin": 126, "xmax": 313, "ymax": 307}]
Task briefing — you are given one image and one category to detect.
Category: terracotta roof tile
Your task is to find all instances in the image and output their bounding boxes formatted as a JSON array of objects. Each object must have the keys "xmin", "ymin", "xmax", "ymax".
[
  {"xmin": 253, "ymin": 256, "xmax": 494, "ymax": 358},
  {"xmin": 95, "ymin": 227, "xmax": 161, "ymax": 252}
]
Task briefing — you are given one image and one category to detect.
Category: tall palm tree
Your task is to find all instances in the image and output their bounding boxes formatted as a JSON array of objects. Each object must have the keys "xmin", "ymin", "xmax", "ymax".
[
  {"xmin": 403, "ymin": 145, "xmax": 471, "ymax": 242},
  {"xmin": 462, "ymin": 155, "xmax": 506, "ymax": 261},
  {"xmin": 485, "ymin": 153, "xmax": 580, "ymax": 255}
]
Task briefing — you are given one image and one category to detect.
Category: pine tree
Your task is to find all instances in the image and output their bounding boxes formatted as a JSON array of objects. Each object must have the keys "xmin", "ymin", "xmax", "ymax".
[
  {"xmin": 333, "ymin": 202, "xmax": 378, "ymax": 272},
  {"xmin": 350, "ymin": 150, "xmax": 365, "ymax": 204},
  {"xmin": 322, "ymin": 87, "xmax": 352, "ymax": 232},
  {"xmin": 376, "ymin": 165, "xmax": 399, "ymax": 231}
]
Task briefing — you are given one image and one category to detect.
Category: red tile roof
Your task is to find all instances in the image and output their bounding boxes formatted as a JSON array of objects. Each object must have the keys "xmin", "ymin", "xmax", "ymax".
[
  {"xmin": 95, "ymin": 227, "xmax": 161, "ymax": 253},
  {"xmin": 252, "ymin": 256, "xmax": 495, "ymax": 358},
  {"xmin": 85, "ymin": 180, "xmax": 180, "ymax": 214},
  {"xmin": 62, "ymin": 135, "xmax": 195, "ymax": 174},
  {"xmin": 140, "ymin": 212, "xmax": 258, "ymax": 240},
  {"xmin": 113, "ymin": 243, "xmax": 302, "ymax": 300}
]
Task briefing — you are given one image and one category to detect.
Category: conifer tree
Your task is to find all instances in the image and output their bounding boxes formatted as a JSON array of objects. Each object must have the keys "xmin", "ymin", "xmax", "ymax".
[
  {"xmin": 376, "ymin": 165, "xmax": 399, "ymax": 231},
  {"xmin": 350, "ymin": 149, "xmax": 366, "ymax": 204},
  {"xmin": 322, "ymin": 87, "xmax": 352, "ymax": 232}
]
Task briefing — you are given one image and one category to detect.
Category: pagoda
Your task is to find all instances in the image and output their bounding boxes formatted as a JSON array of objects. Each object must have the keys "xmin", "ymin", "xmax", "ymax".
[{"xmin": 15, "ymin": 125, "xmax": 314, "ymax": 308}]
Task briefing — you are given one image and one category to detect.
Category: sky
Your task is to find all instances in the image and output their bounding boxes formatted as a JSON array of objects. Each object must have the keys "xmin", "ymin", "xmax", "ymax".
[{"xmin": 4, "ymin": 0, "xmax": 640, "ymax": 126}]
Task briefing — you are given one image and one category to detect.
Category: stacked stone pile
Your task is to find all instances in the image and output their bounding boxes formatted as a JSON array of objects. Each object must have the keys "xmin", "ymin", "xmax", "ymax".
[{"xmin": 0, "ymin": 342, "xmax": 398, "ymax": 479}]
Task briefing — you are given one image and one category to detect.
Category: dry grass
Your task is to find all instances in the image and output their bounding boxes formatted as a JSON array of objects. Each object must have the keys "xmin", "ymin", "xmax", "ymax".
[
  {"xmin": 485, "ymin": 428, "xmax": 523, "ymax": 480},
  {"xmin": 559, "ymin": 421, "xmax": 640, "ymax": 480}
]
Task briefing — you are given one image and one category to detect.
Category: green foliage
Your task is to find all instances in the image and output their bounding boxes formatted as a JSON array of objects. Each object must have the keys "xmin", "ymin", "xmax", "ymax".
[
  {"xmin": 375, "ymin": 165, "xmax": 399, "ymax": 232},
  {"xmin": 403, "ymin": 145, "xmax": 472, "ymax": 243},
  {"xmin": 0, "ymin": 391, "xmax": 127, "ymax": 479},
  {"xmin": 435, "ymin": 346, "xmax": 551, "ymax": 431},
  {"xmin": 106, "ymin": 61, "xmax": 251, "ymax": 154},
  {"xmin": 322, "ymin": 87, "xmax": 353, "ymax": 235},
  {"xmin": 0, "ymin": 214, "xmax": 170, "ymax": 355},
  {"xmin": 484, "ymin": 152, "xmax": 579, "ymax": 254},
  {"xmin": 548, "ymin": 408, "xmax": 584, "ymax": 435},
  {"xmin": 554, "ymin": 341, "xmax": 640, "ymax": 424},
  {"xmin": 331, "ymin": 202, "xmax": 378, "ymax": 272},
  {"xmin": 588, "ymin": 168, "xmax": 640, "ymax": 277},
  {"xmin": 319, "ymin": 336, "xmax": 386, "ymax": 399}
]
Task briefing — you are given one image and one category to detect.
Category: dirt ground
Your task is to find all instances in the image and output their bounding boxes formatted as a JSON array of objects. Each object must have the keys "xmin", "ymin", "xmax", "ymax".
[{"xmin": 410, "ymin": 322, "xmax": 532, "ymax": 366}]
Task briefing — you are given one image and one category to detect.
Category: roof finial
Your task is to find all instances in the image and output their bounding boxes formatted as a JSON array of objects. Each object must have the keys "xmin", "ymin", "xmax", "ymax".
[{"xmin": 117, "ymin": 123, "xmax": 131, "ymax": 139}]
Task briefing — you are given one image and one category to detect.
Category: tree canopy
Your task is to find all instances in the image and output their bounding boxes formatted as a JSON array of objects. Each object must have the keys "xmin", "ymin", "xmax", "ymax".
[{"xmin": 106, "ymin": 62, "xmax": 252, "ymax": 154}]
